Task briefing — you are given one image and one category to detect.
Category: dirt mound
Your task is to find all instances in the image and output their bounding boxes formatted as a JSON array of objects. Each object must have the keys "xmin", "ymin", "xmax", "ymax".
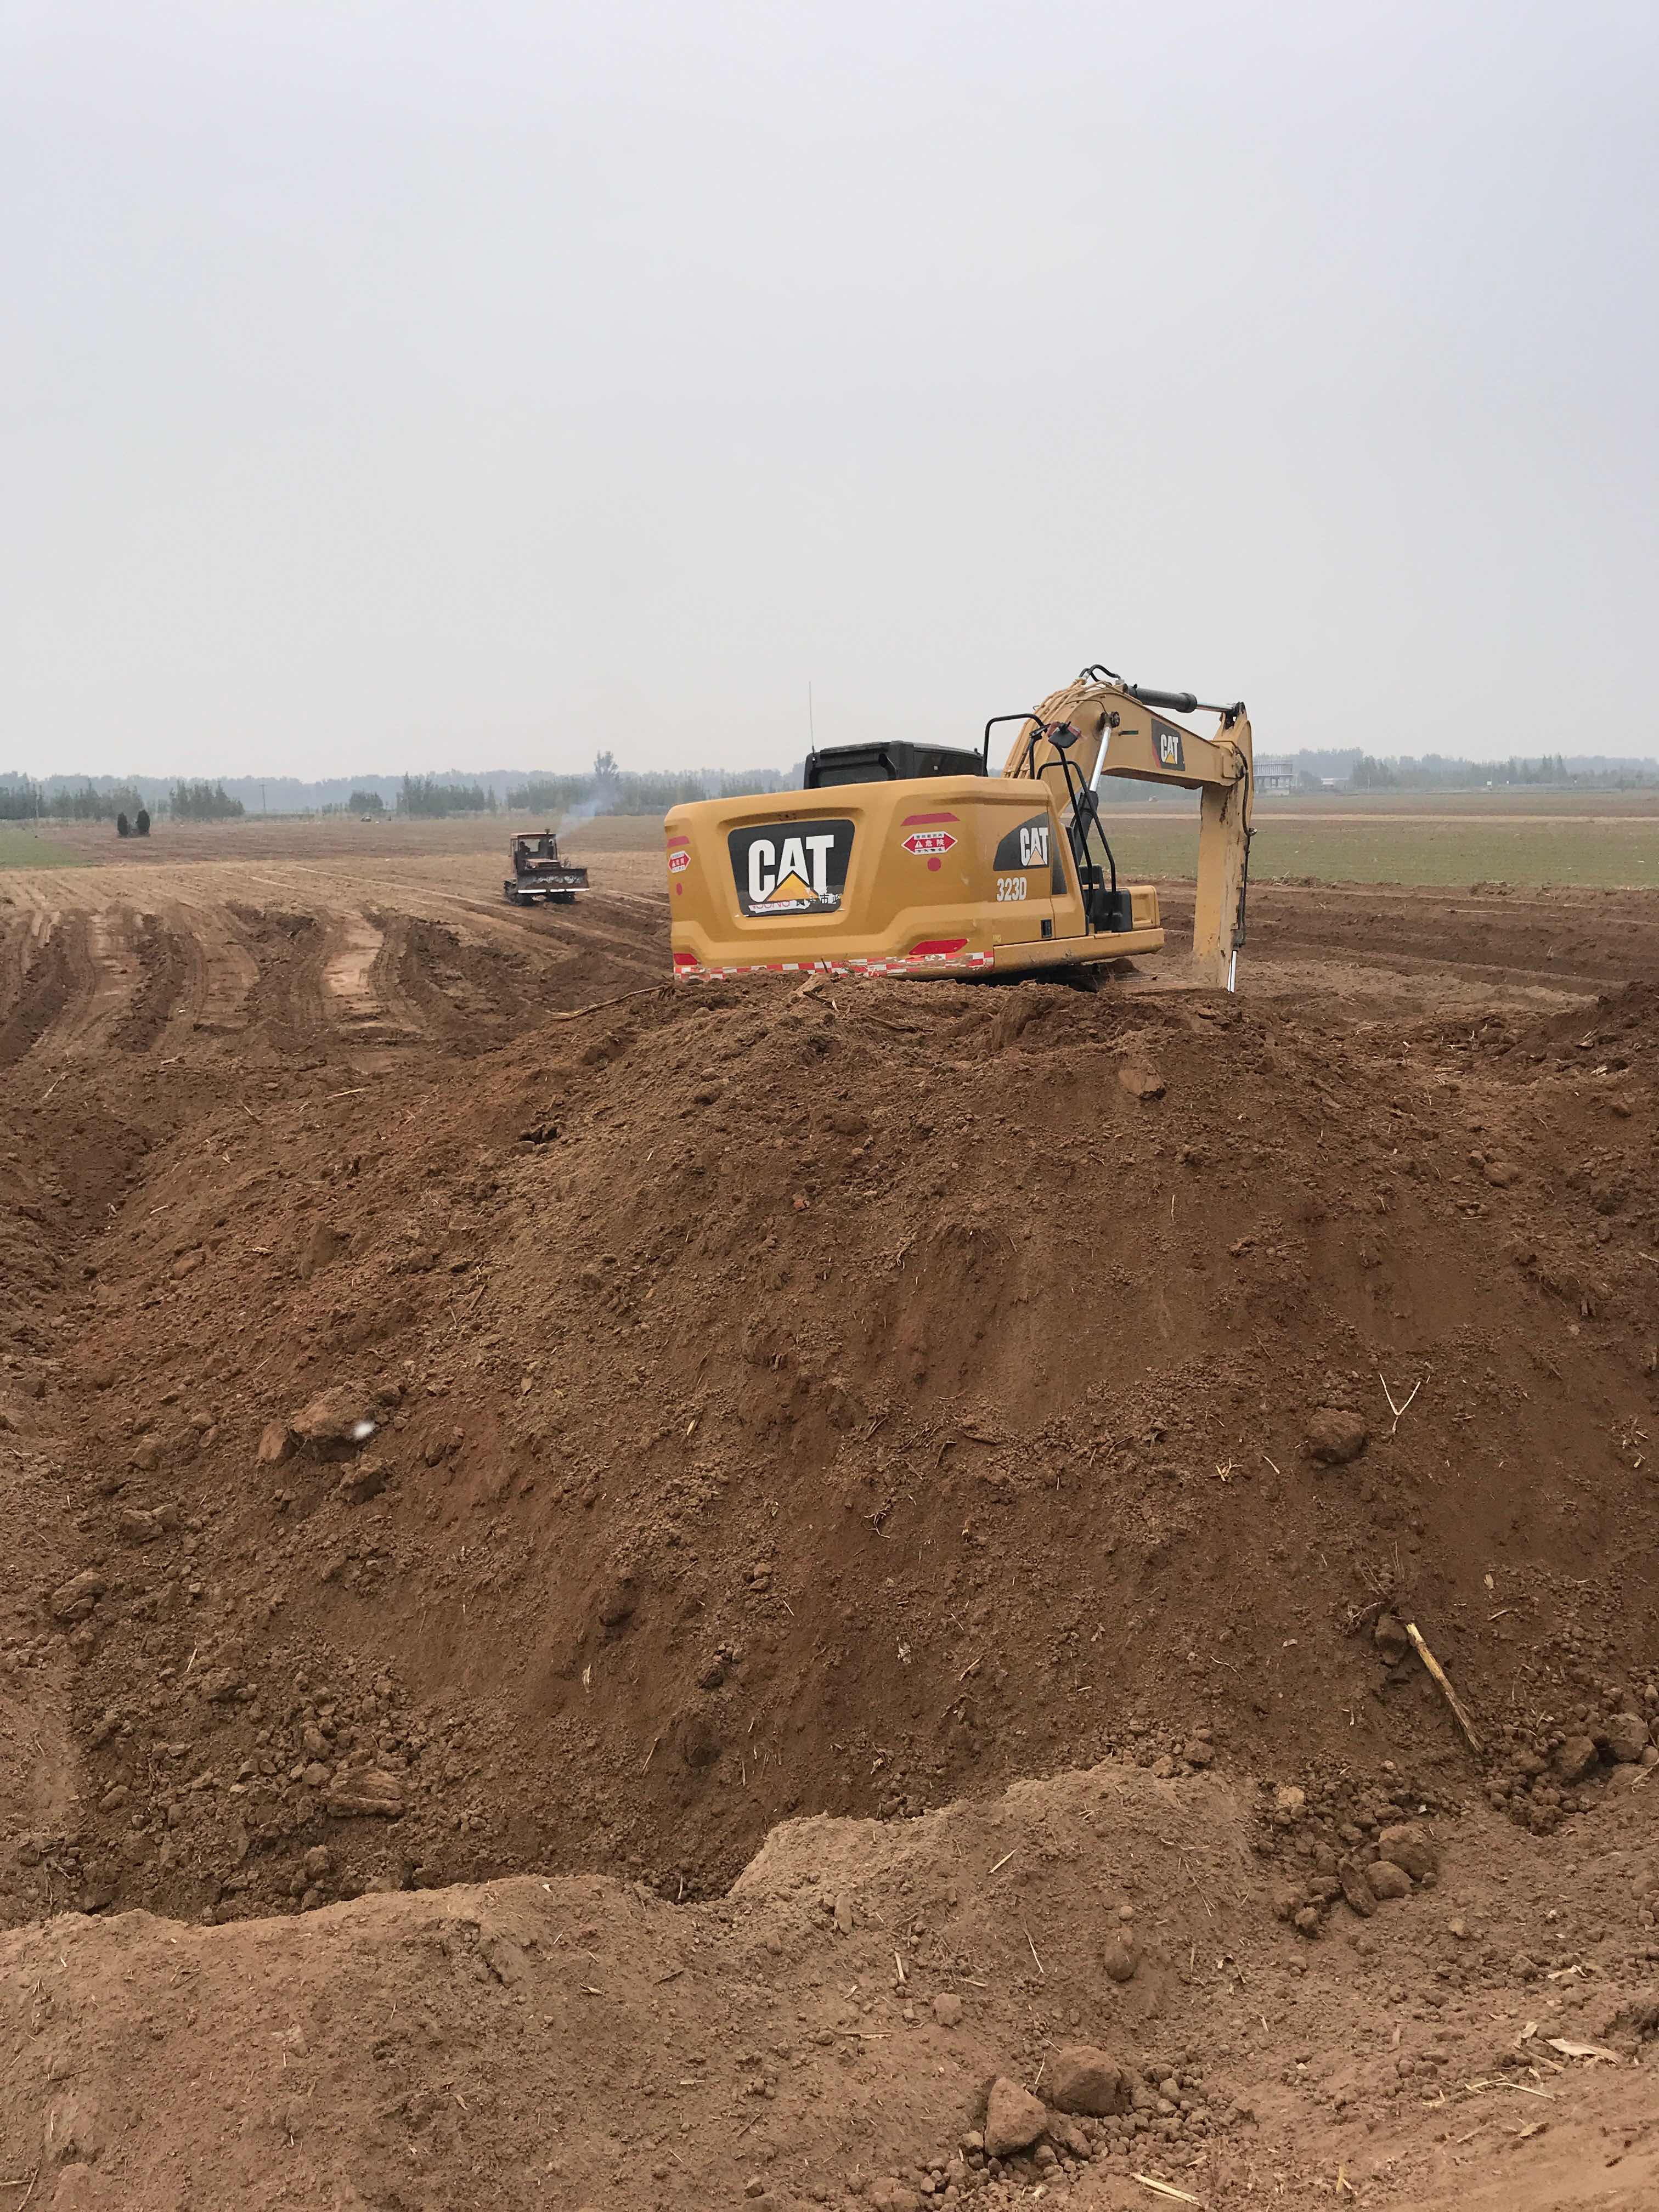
[
  {"xmin": 5, "ymin": 1751, "xmax": 1658, "ymax": 2210},
  {"xmin": 4, "ymin": 972, "xmax": 1650, "ymax": 1940}
]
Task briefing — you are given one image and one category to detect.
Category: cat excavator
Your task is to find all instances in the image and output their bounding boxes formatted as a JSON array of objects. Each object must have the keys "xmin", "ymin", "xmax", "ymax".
[{"xmin": 664, "ymin": 663, "xmax": 1255, "ymax": 989}]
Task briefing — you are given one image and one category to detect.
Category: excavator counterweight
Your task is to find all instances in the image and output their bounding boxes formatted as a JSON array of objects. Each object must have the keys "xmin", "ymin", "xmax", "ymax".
[{"xmin": 665, "ymin": 666, "xmax": 1254, "ymax": 989}]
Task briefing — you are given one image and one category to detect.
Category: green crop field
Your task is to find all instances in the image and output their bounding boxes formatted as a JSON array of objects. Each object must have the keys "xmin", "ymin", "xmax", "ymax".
[
  {"xmin": 1, "ymin": 804, "xmax": 1651, "ymax": 891},
  {"xmin": 1096, "ymin": 810, "xmax": 1658, "ymax": 889},
  {"xmin": 572, "ymin": 800, "xmax": 1658, "ymax": 888},
  {"xmin": 0, "ymin": 825, "xmax": 87, "ymax": 870}
]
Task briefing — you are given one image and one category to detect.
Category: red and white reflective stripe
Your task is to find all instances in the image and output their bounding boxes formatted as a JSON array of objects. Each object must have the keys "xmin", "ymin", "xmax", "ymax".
[{"xmin": 672, "ymin": 951, "xmax": 994, "ymax": 983}]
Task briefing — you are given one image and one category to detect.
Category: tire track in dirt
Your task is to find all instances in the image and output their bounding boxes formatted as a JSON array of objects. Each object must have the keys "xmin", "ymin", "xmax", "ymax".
[
  {"xmin": 72, "ymin": 906, "xmax": 137, "ymax": 1048},
  {"xmin": 371, "ymin": 913, "xmax": 537, "ymax": 1053},
  {"xmin": 229, "ymin": 870, "xmax": 421, "ymax": 1057},
  {"xmin": 19, "ymin": 905, "xmax": 148, "ymax": 1060},
  {"xmin": 153, "ymin": 892, "xmax": 260, "ymax": 1052},
  {"xmin": 227, "ymin": 902, "xmax": 329, "ymax": 1053},
  {"xmin": 369, "ymin": 890, "xmax": 664, "ymax": 1039},
  {"xmin": 112, "ymin": 911, "xmax": 192, "ymax": 1053},
  {"xmin": 447, "ymin": 892, "xmax": 668, "ymax": 1011},
  {"xmin": 318, "ymin": 907, "xmax": 418, "ymax": 1052},
  {"xmin": 0, "ymin": 905, "xmax": 72, "ymax": 1068},
  {"xmin": 0, "ymin": 894, "xmax": 179, "ymax": 1064},
  {"xmin": 0, "ymin": 906, "xmax": 30, "ymax": 1037},
  {"xmin": 223, "ymin": 895, "xmax": 424, "ymax": 1059}
]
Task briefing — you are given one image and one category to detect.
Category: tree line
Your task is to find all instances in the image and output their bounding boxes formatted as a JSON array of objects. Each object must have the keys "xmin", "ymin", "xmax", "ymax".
[
  {"xmin": 3, "ymin": 753, "xmax": 816, "ymax": 832},
  {"xmin": 170, "ymin": 780, "xmax": 245, "ymax": 821},
  {"xmin": 0, "ymin": 777, "xmax": 243, "ymax": 822},
  {"xmin": 1346, "ymin": 752, "xmax": 1611, "ymax": 791},
  {"xmin": 395, "ymin": 774, "xmax": 494, "ymax": 816}
]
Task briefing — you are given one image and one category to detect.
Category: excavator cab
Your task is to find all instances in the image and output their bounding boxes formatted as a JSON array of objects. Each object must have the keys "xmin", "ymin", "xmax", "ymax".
[
  {"xmin": 665, "ymin": 664, "xmax": 1254, "ymax": 989},
  {"xmin": 803, "ymin": 740, "xmax": 986, "ymax": 789}
]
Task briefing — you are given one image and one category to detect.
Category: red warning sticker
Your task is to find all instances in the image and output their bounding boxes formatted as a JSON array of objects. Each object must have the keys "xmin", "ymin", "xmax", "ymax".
[
  {"xmin": 900, "ymin": 830, "xmax": 957, "ymax": 857},
  {"xmin": 667, "ymin": 848, "xmax": 691, "ymax": 873}
]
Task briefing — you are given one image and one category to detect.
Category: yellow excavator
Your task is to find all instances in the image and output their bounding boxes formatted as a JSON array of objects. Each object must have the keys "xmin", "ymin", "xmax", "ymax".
[{"xmin": 664, "ymin": 664, "xmax": 1255, "ymax": 989}]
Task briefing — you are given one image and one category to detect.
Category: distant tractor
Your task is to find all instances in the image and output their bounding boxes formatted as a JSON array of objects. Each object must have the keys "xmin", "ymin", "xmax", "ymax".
[{"xmin": 504, "ymin": 829, "xmax": 590, "ymax": 905}]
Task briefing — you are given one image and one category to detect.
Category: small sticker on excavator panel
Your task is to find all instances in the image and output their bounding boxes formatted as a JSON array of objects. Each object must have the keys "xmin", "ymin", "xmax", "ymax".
[
  {"xmin": 1153, "ymin": 718, "xmax": 1187, "ymax": 772},
  {"xmin": 992, "ymin": 812, "xmax": 1066, "ymax": 895},
  {"xmin": 728, "ymin": 820, "xmax": 855, "ymax": 916}
]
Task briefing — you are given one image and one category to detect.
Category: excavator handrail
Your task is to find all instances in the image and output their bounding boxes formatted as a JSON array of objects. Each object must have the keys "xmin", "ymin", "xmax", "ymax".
[{"xmin": 982, "ymin": 710, "xmax": 1041, "ymax": 772}]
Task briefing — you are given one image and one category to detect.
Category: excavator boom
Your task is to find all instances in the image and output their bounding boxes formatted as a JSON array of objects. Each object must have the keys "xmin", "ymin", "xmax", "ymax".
[
  {"xmin": 665, "ymin": 661, "xmax": 1254, "ymax": 990},
  {"xmin": 1004, "ymin": 673, "xmax": 1254, "ymax": 989}
]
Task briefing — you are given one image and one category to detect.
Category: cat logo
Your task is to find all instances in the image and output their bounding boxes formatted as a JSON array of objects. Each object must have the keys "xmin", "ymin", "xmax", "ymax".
[
  {"xmin": 727, "ymin": 819, "xmax": 855, "ymax": 916},
  {"xmin": 1153, "ymin": 718, "xmax": 1187, "ymax": 772},
  {"xmin": 992, "ymin": 812, "xmax": 1062, "ymax": 889}
]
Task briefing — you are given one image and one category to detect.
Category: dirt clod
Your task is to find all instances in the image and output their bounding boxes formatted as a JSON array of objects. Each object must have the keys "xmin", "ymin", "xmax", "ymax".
[
  {"xmin": 1365, "ymin": 1860, "xmax": 1412, "ymax": 1901},
  {"xmin": 1376, "ymin": 1821, "xmax": 1439, "ymax": 1880},
  {"xmin": 1556, "ymin": 1736, "xmax": 1600, "ymax": 1784},
  {"xmin": 1102, "ymin": 1937, "xmax": 1138, "ymax": 1981},
  {"xmin": 1048, "ymin": 2043, "xmax": 1131, "ymax": 2115},
  {"xmin": 1116, "ymin": 1057, "xmax": 1165, "ymax": 1101},
  {"xmin": 983, "ymin": 2075, "xmax": 1048, "ymax": 2157},
  {"xmin": 337, "ymin": 1458, "xmax": 386, "ymax": 1504},
  {"xmin": 324, "ymin": 1770, "xmax": 406, "ymax": 1819},
  {"xmin": 1604, "ymin": 1712, "xmax": 1651, "ymax": 1764},
  {"xmin": 1304, "ymin": 1409, "xmax": 1369, "ymax": 1465},
  {"xmin": 289, "ymin": 1386, "xmax": 374, "ymax": 1453},
  {"xmin": 1339, "ymin": 1861, "xmax": 1378, "ymax": 1917},
  {"xmin": 49, "ymin": 1570, "xmax": 105, "ymax": 1623},
  {"xmin": 1374, "ymin": 1612, "xmax": 1409, "ymax": 1663}
]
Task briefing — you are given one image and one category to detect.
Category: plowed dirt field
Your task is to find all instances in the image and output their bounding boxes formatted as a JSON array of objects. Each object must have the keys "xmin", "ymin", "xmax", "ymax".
[{"xmin": 2, "ymin": 818, "xmax": 1657, "ymax": 2210}]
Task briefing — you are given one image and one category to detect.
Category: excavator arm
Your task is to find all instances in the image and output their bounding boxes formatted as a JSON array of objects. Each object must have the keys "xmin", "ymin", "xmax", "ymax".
[{"xmin": 1003, "ymin": 672, "xmax": 1255, "ymax": 990}]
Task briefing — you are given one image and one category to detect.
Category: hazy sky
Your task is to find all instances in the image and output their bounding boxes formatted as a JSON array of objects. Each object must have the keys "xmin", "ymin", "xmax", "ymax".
[{"xmin": 3, "ymin": 0, "xmax": 1655, "ymax": 778}]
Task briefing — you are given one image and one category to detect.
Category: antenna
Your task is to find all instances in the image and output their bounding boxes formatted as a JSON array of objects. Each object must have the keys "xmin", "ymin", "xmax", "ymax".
[{"xmin": 808, "ymin": 682, "xmax": 815, "ymax": 749}]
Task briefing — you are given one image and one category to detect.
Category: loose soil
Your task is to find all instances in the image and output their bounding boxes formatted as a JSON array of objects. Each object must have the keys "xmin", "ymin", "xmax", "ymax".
[{"xmin": 1, "ymin": 826, "xmax": 1656, "ymax": 2208}]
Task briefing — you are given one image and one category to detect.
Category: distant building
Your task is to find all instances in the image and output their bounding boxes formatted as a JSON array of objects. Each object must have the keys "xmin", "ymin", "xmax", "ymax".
[{"xmin": 1256, "ymin": 759, "xmax": 1295, "ymax": 795}]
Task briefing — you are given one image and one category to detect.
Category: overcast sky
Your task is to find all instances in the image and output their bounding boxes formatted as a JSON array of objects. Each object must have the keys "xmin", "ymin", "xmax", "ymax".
[{"xmin": 3, "ymin": 0, "xmax": 1655, "ymax": 780}]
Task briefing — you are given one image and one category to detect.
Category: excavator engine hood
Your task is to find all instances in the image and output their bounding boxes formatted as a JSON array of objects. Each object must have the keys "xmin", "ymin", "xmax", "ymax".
[{"xmin": 665, "ymin": 778, "xmax": 1161, "ymax": 982}]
